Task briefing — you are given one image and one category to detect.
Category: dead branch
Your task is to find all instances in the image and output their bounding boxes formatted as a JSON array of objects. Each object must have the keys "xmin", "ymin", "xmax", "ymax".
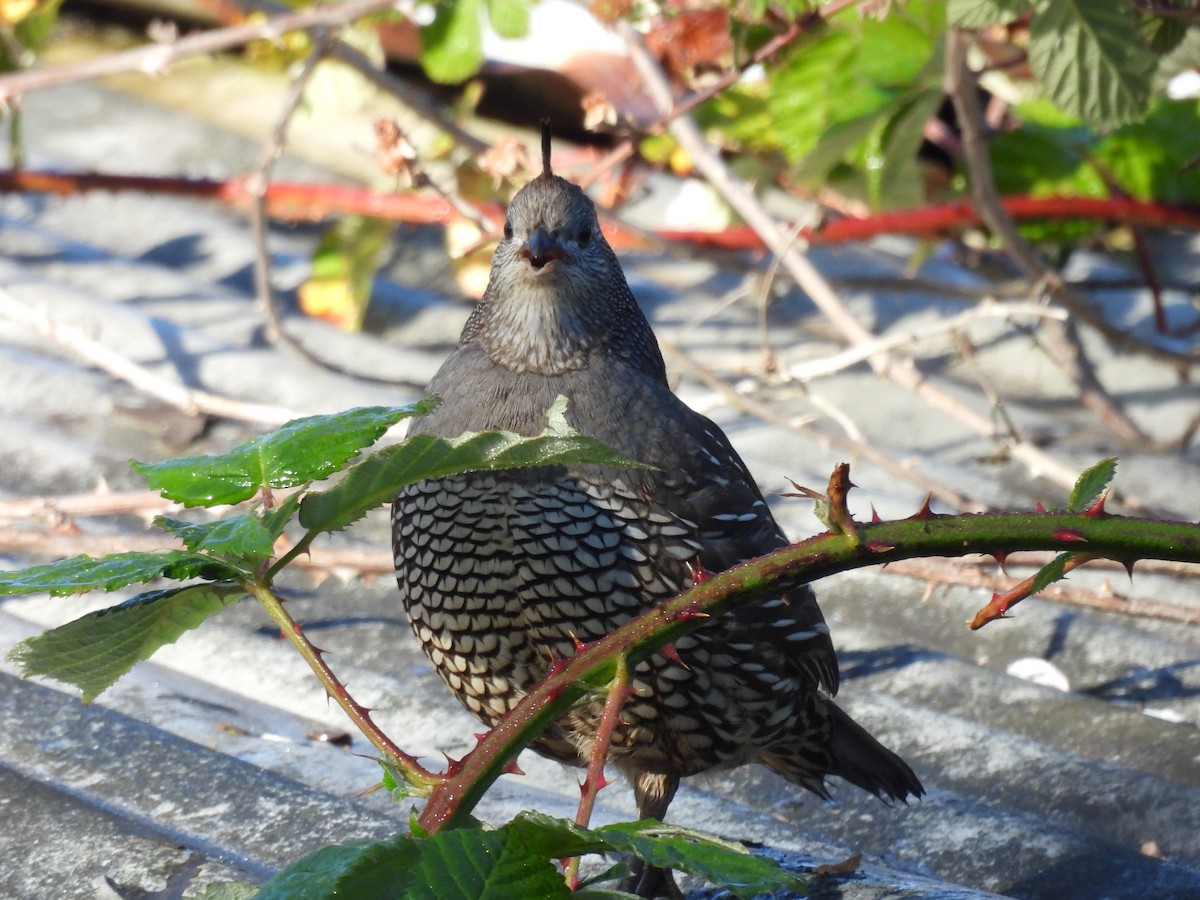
[
  {"xmin": 0, "ymin": 0, "xmax": 407, "ymax": 104},
  {"xmin": 0, "ymin": 288, "xmax": 299, "ymax": 425},
  {"xmin": 786, "ymin": 299, "xmax": 1066, "ymax": 382},
  {"xmin": 945, "ymin": 27, "xmax": 1150, "ymax": 445}
]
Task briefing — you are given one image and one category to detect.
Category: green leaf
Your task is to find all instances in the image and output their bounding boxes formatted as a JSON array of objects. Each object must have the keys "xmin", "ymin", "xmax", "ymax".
[
  {"xmin": 420, "ymin": 0, "xmax": 485, "ymax": 84},
  {"xmin": 260, "ymin": 814, "xmax": 801, "ymax": 900},
  {"xmin": 506, "ymin": 813, "xmax": 804, "ymax": 899},
  {"xmin": 773, "ymin": 30, "xmax": 892, "ymax": 165},
  {"xmin": 989, "ymin": 102, "xmax": 1101, "ymax": 196},
  {"xmin": 157, "ymin": 514, "xmax": 275, "ymax": 559},
  {"xmin": 1139, "ymin": 10, "xmax": 1188, "ymax": 55},
  {"xmin": 1028, "ymin": 0, "xmax": 1158, "ymax": 129},
  {"xmin": 254, "ymin": 839, "xmax": 404, "ymax": 900},
  {"xmin": 133, "ymin": 404, "xmax": 429, "ymax": 507},
  {"xmin": 0, "ymin": 550, "xmax": 241, "ymax": 597},
  {"xmin": 486, "ymin": 0, "xmax": 529, "ymax": 38},
  {"xmin": 258, "ymin": 828, "xmax": 569, "ymax": 900},
  {"xmin": 298, "ymin": 397, "xmax": 647, "ymax": 534},
  {"xmin": 1097, "ymin": 99, "xmax": 1200, "ymax": 202},
  {"xmin": 1068, "ymin": 457, "xmax": 1117, "ymax": 512},
  {"xmin": 5, "ymin": 584, "xmax": 245, "ymax": 702},
  {"xmin": 1029, "ymin": 550, "xmax": 1071, "ymax": 595},
  {"xmin": 772, "ymin": 3, "xmax": 944, "ymax": 202},
  {"xmin": 867, "ymin": 85, "xmax": 945, "ymax": 209},
  {"xmin": 857, "ymin": 12, "xmax": 936, "ymax": 87},
  {"xmin": 947, "ymin": 0, "xmax": 1032, "ymax": 27},
  {"xmin": 155, "ymin": 493, "xmax": 303, "ymax": 562}
]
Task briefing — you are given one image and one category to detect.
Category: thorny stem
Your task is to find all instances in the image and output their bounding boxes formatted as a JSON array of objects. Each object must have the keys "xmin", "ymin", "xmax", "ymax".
[
  {"xmin": 248, "ymin": 579, "xmax": 440, "ymax": 791},
  {"xmin": 416, "ymin": 464, "xmax": 1200, "ymax": 832},
  {"xmin": 969, "ymin": 552, "xmax": 1097, "ymax": 629},
  {"xmin": 562, "ymin": 656, "xmax": 631, "ymax": 889}
]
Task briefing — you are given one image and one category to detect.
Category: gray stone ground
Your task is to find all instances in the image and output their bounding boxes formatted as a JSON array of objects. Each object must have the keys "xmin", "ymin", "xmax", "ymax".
[{"xmin": 1, "ymin": 66, "xmax": 1199, "ymax": 900}]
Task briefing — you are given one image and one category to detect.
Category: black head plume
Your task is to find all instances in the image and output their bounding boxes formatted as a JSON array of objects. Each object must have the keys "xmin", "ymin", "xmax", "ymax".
[{"xmin": 540, "ymin": 118, "xmax": 553, "ymax": 177}]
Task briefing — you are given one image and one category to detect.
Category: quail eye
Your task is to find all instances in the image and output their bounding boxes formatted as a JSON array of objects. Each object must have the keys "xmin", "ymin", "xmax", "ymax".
[
  {"xmin": 503, "ymin": 220, "xmax": 513, "ymax": 240},
  {"xmin": 578, "ymin": 226, "xmax": 593, "ymax": 245}
]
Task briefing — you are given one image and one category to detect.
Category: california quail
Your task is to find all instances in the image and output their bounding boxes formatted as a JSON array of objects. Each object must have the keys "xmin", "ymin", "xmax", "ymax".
[{"xmin": 392, "ymin": 132, "xmax": 922, "ymax": 887}]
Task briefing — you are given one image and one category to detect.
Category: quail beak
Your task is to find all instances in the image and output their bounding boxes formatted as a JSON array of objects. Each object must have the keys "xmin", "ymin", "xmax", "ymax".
[{"xmin": 519, "ymin": 226, "xmax": 568, "ymax": 274}]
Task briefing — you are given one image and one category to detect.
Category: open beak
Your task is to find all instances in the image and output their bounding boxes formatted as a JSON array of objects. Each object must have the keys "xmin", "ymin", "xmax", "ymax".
[{"xmin": 519, "ymin": 226, "xmax": 568, "ymax": 273}]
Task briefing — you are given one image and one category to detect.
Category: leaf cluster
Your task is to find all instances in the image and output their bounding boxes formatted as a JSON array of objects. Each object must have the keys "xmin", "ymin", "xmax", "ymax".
[{"xmin": 646, "ymin": 1, "xmax": 1198, "ymax": 215}]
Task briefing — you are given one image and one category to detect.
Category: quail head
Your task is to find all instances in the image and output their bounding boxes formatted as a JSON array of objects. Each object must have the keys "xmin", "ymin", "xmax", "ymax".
[{"xmin": 392, "ymin": 130, "xmax": 922, "ymax": 888}]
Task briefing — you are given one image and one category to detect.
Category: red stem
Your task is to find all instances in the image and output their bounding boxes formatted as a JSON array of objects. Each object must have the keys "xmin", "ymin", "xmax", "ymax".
[{"xmin": 3, "ymin": 169, "xmax": 1197, "ymax": 248}]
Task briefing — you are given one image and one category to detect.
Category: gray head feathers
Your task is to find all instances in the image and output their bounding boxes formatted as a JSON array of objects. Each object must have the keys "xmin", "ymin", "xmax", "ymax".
[{"xmin": 458, "ymin": 130, "xmax": 666, "ymax": 381}]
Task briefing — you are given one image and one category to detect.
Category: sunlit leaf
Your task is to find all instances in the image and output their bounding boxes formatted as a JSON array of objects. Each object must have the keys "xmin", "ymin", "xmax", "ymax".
[
  {"xmin": 1028, "ymin": 0, "xmax": 1157, "ymax": 129},
  {"xmin": 133, "ymin": 404, "xmax": 430, "ymax": 507},
  {"xmin": 299, "ymin": 397, "xmax": 646, "ymax": 534},
  {"xmin": 1029, "ymin": 551, "xmax": 1071, "ymax": 595},
  {"xmin": 1068, "ymin": 457, "xmax": 1117, "ymax": 512},
  {"xmin": 486, "ymin": 0, "xmax": 529, "ymax": 38},
  {"xmin": 257, "ymin": 828, "xmax": 569, "ymax": 900},
  {"xmin": 421, "ymin": 0, "xmax": 484, "ymax": 84},
  {"xmin": 5, "ymin": 584, "xmax": 245, "ymax": 702},
  {"xmin": 0, "ymin": 551, "xmax": 241, "ymax": 596},
  {"xmin": 947, "ymin": 0, "xmax": 1032, "ymax": 27}
]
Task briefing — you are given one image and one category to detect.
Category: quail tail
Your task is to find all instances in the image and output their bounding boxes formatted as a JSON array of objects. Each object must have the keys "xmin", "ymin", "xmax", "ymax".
[{"xmin": 760, "ymin": 700, "xmax": 923, "ymax": 804}]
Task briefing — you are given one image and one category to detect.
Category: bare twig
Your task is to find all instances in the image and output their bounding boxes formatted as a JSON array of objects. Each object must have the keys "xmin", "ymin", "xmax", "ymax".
[
  {"xmin": 0, "ymin": 288, "xmax": 298, "ymax": 425},
  {"xmin": 0, "ymin": 489, "xmax": 178, "ymax": 523},
  {"xmin": 0, "ymin": 0, "xmax": 406, "ymax": 103},
  {"xmin": 661, "ymin": 341, "xmax": 984, "ymax": 512},
  {"xmin": 944, "ymin": 28, "xmax": 1150, "ymax": 445},
  {"xmin": 235, "ymin": 0, "xmax": 489, "ymax": 154},
  {"xmin": 787, "ymin": 299, "xmax": 1066, "ymax": 382},
  {"xmin": 251, "ymin": 32, "xmax": 331, "ymax": 343}
]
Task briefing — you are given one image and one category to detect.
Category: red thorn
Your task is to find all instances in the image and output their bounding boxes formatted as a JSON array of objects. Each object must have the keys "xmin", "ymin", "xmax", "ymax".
[
  {"xmin": 991, "ymin": 550, "xmax": 1010, "ymax": 574},
  {"xmin": 546, "ymin": 657, "xmax": 569, "ymax": 678},
  {"xmin": 473, "ymin": 732, "xmax": 489, "ymax": 746},
  {"xmin": 1053, "ymin": 529, "xmax": 1088, "ymax": 542},
  {"xmin": 1035, "ymin": 501, "xmax": 1047, "ymax": 513},
  {"xmin": 579, "ymin": 772, "xmax": 611, "ymax": 798},
  {"xmin": 1123, "ymin": 559, "xmax": 1136, "ymax": 580},
  {"xmin": 503, "ymin": 758, "xmax": 525, "ymax": 776},
  {"xmin": 866, "ymin": 540, "xmax": 896, "ymax": 553},
  {"xmin": 1082, "ymin": 494, "xmax": 1108, "ymax": 518},
  {"xmin": 660, "ymin": 643, "xmax": 690, "ymax": 669},
  {"xmin": 674, "ymin": 600, "xmax": 710, "ymax": 622},
  {"xmin": 687, "ymin": 557, "xmax": 714, "ymax": 584},
  {"xmin": 870, "ymin": 504, "xmax": 881, "ymax": 523},
  {"xmin": 569, "ymin": 632, "xmax": 588, "ymax": 654},
  {"xmin": 909, "ymin": 494, "xmax": 936, "ymax": 520},
  {"xmin": 441, "ymin": 752, "xmax": 463, "ymax": 777}
]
